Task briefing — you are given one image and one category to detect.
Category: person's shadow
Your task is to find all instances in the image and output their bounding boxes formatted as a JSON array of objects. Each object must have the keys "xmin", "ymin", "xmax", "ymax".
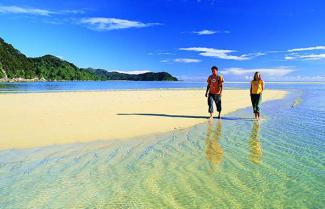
[
  {"xmin": 249, "ymin": 121, "xmax": 263, "ymax": 164},
  {"xmin": 205, "ymin": 119, "xmax": 224, "ymax": 172},
  {"xmin": 117, "ymin": 113, "xmax": 254, "ymax": 121}
]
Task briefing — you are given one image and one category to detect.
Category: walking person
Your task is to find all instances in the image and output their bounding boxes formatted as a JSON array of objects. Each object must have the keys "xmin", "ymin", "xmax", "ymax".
[
  {"xmin": 250, "ymin": 72, "xmax": 264, "ymax": 120},
  {"xmin": 205, "ymin": 66, "xmax": 224, "ymax": 119}
]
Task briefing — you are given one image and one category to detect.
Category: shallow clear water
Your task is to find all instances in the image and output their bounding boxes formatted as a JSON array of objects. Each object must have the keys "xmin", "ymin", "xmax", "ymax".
[
  {"xmin": 0, "ymin": 81, "xmax": 206, "ymax": 93},
  {"xmin": 1, "ymin": 81, "xmax": 325, "ymax": 93},
  {"xmin": 0, "ymin": 85, "xmax": 324, "ymax": 208}
]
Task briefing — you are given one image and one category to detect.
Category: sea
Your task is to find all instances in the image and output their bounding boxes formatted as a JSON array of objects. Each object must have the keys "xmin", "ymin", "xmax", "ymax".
[{"xmin": 0, "ymin": 81, "xmax": 324, "ymax": 209}]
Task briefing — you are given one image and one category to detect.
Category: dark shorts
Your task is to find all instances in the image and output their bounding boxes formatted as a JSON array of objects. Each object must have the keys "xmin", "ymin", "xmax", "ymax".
[
  {"xmin": 251, "ymin": 94, "xmax": 262, "ymax": 113},
  {"xmin": 208, "ymin": 93, "xmax": 222, "ymax": 113}
]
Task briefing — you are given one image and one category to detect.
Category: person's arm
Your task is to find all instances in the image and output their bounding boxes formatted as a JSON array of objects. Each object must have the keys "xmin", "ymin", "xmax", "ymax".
[
  {"xmin": 219, "ymin": 76, "xmax": 224, "ymax": 95},
  {"xmin": 205, "ymin": 77, "xmax": 210, "ymax": 97},
  {"xmin": 205, "ymin": 84, "xmax": 210, "ymax": 97},
  {"xmin": 261, "ymin": 81, "xmax": 265, "ymax": 94},
  {"xmin": 250, "ymin": 84, "xmax": 252, "ymax": 95},
  {"xmin": 220, "ymin": 81, "xmax": 224, "ymax": 96}
]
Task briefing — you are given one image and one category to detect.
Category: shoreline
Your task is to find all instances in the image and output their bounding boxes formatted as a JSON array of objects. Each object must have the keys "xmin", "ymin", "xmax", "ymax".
[
  {"xmin": 0, "ymin": 87, "xmax": 244, "ymax": 94},
  {"xmin": 0, "ymin": 89, "xmax": 287, "ymax": 150},
  {"xmin": 0, "ymin": 78, "xmax": 179, "ymax": 83},
  {"xmin": 1, "ymin": 80, "xmax": 325, "ymax": 84}
]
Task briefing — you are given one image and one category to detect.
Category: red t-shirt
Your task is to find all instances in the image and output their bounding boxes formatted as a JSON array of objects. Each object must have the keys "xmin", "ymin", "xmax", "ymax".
[{"xmin": 207, "ymin": 75, "xmax": 224, "ymax": 95}]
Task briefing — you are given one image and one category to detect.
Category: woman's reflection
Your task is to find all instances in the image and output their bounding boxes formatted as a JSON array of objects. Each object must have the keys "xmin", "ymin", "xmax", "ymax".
[
  {"xmin": 205, "ymin": 119, "xmax": 224, "ymax": 170},
  {"xmin": 249, "ymin": 121, "xmax": 262, "ymax": 164}
]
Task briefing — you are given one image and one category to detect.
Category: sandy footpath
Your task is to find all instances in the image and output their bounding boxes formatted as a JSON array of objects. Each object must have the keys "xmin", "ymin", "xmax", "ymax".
[{"xmin": 0, "ymin": 89, "xmax": 287, "ymax": 149}]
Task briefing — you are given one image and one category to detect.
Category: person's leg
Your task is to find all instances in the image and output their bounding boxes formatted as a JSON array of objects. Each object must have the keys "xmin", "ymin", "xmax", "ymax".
[
  {"xmin": 250, "ymin": 94, "xmax": 255, "ymax": 112},
  {"xmin": 208, "ymin": 94, "xmax": 214, "ymax": 119},
  {"xmin": 256, "ymin": 94, "xmax": 262, "ymax": 119},
  {"xmin": 215, "ymin": 94, "xmax": 222, "ymax": 119},
  {"xmin": 251, "ymin": 94, "xmax": 258, "ymax": 119},
  {"xmin": 250, "ymin": 94, "xmax": 255, "ymax": 118}
]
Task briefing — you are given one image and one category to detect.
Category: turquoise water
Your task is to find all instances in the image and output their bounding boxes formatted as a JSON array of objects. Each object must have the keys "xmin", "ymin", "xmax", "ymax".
[
  {"xmin": 0, "ymin": 84, "xmax": 324, "ymax": 208},
  {"xmin": 0, "ymin": 81, "xmax": 206, "ymax": 92},
  {"xmin": 1, "ymin": 81, "xmax": 325, "ymax": 93}
]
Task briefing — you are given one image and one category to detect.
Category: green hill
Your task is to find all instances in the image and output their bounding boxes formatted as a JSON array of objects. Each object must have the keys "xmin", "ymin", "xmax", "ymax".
[
  {"xmin": 0, "ymin": 37, "xmax": 178, "ymax": 81},
  {"xmin": 0, "ymin": 37, "xmax": 35, "ymax": 79},
  {"xmin": 85, "ymin": 68, "xmax": 178, "ymax": 81},
  {"xmin": 31, "ymin": 55, "xmax": 99, "ymax": 81}
]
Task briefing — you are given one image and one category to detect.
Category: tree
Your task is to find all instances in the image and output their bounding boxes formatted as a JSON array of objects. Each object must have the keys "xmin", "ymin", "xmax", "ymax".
[{"xmin": 0, "ymin": 62, "xmax": 4, "ymax": 78}]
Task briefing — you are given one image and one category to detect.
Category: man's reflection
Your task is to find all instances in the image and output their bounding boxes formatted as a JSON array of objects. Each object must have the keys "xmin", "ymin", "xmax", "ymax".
[
  {"xmin": 249, "ymin": 121, "xmax": 262, "ymax": 164},
  {"xmin": 205, "ymin": 119, "xmax": 224, "ymax": 170}
]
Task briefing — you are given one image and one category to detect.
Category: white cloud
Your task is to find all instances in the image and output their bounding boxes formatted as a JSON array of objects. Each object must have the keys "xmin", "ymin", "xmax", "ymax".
[
  {"xmin": 285, "ymin": 55, "xmax": 296, "ymax": 60},
  {"xmin": 288, "ymin": 46, "xmax": 325, "ymax": 52},
  {"xmin": 278, "ymin": 75, "xmax": 325, "ymax": 82},
  {"xmin": 147, "ymin": 52, "xmax": 175, "ymax": 56},
  {"xmin": 80, "ymin": 17, "xmax": 160, "ymax": 31},
  {"xmin": 191, "ymin": 30, "xmax": 230, "ymax": 35},
  {"xmin": 114, "ymin": 70, "xmax": 151, "ymax": 75},
  {"xmin": 0, "ymin": 5, "xmax": 54, "ymax": 16},
  {"xmin": 299, "ymin": 53, "xmax": 325, "ymax": 60},
  {"xmin": 285, "ymin": 53, "xmax": 325, "ymax": 61},
  {"xmin": 193, "ymin": 30, "xmax": 217, "ymax": 35},
  {"xmin": 157, "ymin": 52, "xmax": 173, "ymax": 55},
  {"xmin": 176, "ymin": 75, "xmax": 208, "ymax": 81},
  {"xmin": 174, "ymin": 58, "xmax": 201, "ymax": 63},
  {"xmin": 0, "ymin": 5, "xmax": 85, "ymax": 17},
  {"xmin": 245, "ymin": 52, "xmax": 266, "ymax": 57},
  {"xmin": 179, "ymin": 47, "xmax": 264, "ymax": 61},
  {"xmin": 221, "ymin": 67, "xmax": 295, "ymax": 77},
  {"xmin": 60, "ymin": 10, "xmax": 85, "ymax": 15},
  {"xmin": 160, "ymin": 59, "xmax": 169, "ymax": 63}
]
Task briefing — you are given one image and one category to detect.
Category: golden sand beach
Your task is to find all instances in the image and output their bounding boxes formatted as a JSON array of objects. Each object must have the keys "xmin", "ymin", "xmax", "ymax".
[{"xmin": 0, "ymin": 89, "xmax": 286, "ymax": 149}]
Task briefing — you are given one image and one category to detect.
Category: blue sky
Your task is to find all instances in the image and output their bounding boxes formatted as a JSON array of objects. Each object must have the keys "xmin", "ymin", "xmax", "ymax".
[{"xmin": 0, "ymin": 0, "xmax": 324, "ymax": 81}]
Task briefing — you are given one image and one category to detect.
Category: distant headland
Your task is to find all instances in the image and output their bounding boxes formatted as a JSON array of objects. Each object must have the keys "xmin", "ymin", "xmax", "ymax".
[{"xmin": 0, "ymin": 37, "xmax": 178, "ymax": 82}]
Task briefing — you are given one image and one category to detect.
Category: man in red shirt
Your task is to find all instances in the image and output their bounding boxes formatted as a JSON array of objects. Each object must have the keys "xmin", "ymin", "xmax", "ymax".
[{"xmin": 205, "ymin": 66, "xmax": 224, "ymax": 119}]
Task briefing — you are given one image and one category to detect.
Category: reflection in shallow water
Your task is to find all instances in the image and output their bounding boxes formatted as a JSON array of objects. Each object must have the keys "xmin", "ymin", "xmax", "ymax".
[
  {"xmin": 249, "ymin": 121, "xmax": 262, "ymax": 164},
  {"xmin": 205, "ymin": 119, "xmax": 224, "ymax": 170}
]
